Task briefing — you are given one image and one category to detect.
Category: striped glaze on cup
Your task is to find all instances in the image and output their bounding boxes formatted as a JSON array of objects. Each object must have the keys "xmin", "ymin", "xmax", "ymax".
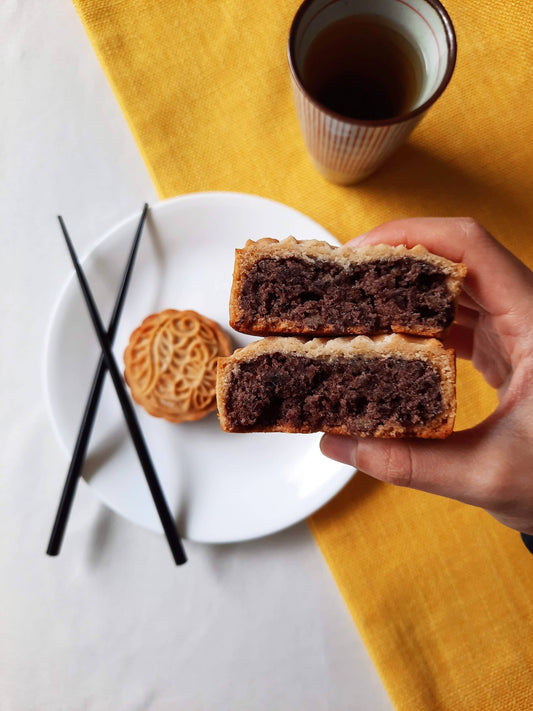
[{"xmin": 288, "ymin": 0, "xmax": 456, "ymax": 185}]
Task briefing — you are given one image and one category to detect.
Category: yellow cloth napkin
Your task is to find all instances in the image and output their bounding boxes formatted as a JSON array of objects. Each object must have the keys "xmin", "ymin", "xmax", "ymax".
[{"xmin": 72, "ymin": 1, "xmax": 533, "ymax": 707}]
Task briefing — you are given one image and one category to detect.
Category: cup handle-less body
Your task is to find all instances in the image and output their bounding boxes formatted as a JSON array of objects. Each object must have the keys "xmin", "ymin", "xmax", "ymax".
[{"xmin": 288, "ymin": 0, "xmax": 456, "ymax": 184}]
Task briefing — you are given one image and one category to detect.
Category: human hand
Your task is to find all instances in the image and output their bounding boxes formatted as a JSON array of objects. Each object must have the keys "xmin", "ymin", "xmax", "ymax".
[{"xmin": 320, "ymin": 218, "xmax": 533, "ymax": 535}]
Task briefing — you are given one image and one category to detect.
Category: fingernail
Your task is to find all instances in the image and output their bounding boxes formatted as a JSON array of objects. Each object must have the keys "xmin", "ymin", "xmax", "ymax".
[{"xmin": 320, "ymin": 434, "xmax": 357, "ymax": 467}]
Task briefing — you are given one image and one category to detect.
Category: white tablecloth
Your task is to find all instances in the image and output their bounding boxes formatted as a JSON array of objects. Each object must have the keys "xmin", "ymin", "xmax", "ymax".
[{"xmin": 0, "ymin": 2, "xmax": 392, "ymax": 708}]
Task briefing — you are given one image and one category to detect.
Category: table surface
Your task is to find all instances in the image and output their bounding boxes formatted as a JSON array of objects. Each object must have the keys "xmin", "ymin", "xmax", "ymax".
[{"xmin": 0, "ymin": 2, "xmax": 393, "ymax": 709}]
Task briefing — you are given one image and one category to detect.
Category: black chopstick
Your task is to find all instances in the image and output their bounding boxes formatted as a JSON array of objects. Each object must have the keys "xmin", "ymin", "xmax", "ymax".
[
  {"xmin": 47, "ymin": 204, "xmax": 148, "ymax": 557},
  {"xmin": 57, "ymin": 216, "xmax": 187, "ymax": 565}
]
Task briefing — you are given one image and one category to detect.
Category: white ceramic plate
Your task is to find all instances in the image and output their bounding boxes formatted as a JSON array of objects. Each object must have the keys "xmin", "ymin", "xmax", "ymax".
[{"xmin": 44, "ymin": 192, "xmax": 355, "ymax": 543}]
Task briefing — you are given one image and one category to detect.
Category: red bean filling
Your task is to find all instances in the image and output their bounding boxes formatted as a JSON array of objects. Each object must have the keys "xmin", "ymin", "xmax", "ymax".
[
  {"xmin": 238, "ymin": 257, "xmax": 454, "ymax": 333},
  {"xmin": 225, "ymin": 353, "xmax": 443, "ymax": 433}
]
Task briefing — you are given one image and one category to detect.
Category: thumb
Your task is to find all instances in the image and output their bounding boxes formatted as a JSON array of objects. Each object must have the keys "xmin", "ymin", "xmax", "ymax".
[{"xmin": 320, "ymin": 424, "xmax": 499, "ymax": 509}]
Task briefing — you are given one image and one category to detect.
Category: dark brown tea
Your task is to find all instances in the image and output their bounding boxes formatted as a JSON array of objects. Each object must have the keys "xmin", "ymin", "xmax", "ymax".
[{"xmin": 301, "ymin": 15, "xmax": 424, "ymax": 121}]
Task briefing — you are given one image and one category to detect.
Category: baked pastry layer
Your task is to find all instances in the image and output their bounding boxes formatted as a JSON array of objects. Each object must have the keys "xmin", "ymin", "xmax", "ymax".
[
  {"xmin": 229, "ymin": 238, "xmax": 466, "ymax": 337},
  {"xmin": 217, "ymin": 334, "xmax": 456, "ymax": 438},
  {"xmin": 124, "ymin": 309, "xmax": 232, "ymax": 423}
]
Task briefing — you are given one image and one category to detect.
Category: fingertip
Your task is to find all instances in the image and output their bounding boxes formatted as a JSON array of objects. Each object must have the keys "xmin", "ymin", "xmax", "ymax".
[
  {"xmin": 346, "ymin": 233, "xmax": 368, "ymax": 247},
  {"xmin": 320, "ymin": 434, "xmax": 358, "ymax": 467}
]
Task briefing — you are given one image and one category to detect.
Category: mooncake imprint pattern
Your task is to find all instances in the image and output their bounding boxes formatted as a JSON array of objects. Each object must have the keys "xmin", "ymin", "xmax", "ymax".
[{"xmin": 124, "ymin": 309, "xmax": 232, "ymax": 422}]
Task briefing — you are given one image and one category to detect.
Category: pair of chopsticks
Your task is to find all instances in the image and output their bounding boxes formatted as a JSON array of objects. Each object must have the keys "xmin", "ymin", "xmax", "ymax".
[{"xmin": 47, "ymin": 206, "xmax": 187, "ymax": 565}]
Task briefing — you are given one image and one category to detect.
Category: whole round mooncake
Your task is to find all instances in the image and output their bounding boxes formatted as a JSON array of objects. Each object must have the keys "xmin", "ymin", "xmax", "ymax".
[{"xmin": 124, "ymin": 309, "xmax": 232, "ymax": 423}]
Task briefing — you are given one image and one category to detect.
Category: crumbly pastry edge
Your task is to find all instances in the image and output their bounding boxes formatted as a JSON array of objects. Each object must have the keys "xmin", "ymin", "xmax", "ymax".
[
  {"xmin": 216, "ymin": 334, "xmax": 456, "ymax": 438},
  {"xmin": 238, "ymin": 236, "xmax": 466, "ymax": 276}
]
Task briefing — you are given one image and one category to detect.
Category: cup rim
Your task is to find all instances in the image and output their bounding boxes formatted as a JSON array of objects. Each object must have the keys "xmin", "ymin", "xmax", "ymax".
[{"xmin": 287, "ymin": 0, "xmax": 457, "ymax": 127}]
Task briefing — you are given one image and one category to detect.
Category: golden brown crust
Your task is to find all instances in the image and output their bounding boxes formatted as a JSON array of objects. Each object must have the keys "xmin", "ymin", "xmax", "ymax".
[
  {"xmin": 124, "ymin": 309, "xmax": 232, "ymax": 423},
  {"xmin": 216, "ymin": 334, "xmax": 456, "ymax": 438},
  {"xmin": 229, "ymin": 237, "xmax": 467, "ymax": 337}
]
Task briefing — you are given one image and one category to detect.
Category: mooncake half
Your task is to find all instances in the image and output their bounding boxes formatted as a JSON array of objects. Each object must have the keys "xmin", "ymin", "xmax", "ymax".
[
  {"xmin": 217, "ymin": 334, "xmax": 456, "ymax": 438},
  {"xmin": 229, "ymin": 238, "xmax": 466, "ymax": 337}
]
